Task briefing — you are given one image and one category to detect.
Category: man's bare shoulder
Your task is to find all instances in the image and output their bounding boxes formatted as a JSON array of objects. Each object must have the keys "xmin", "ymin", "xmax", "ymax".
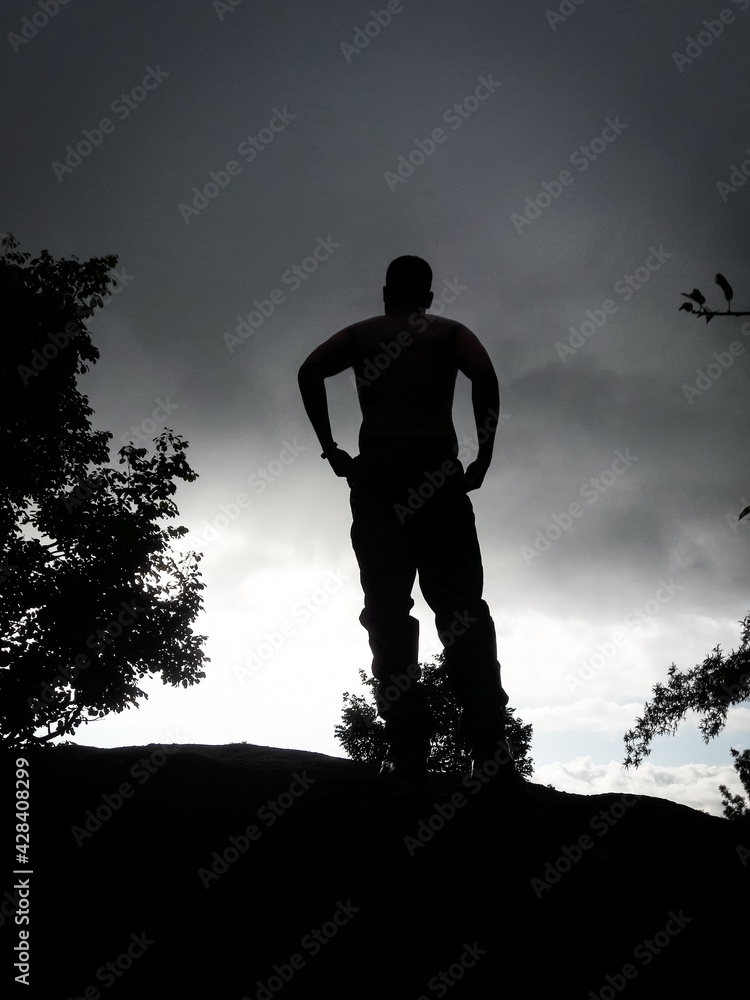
[
  {"xmin": 349, "ymin": 313, "xmax": 468, "ymax": 340},
  {"xmin": 340, "ymin": 315, "xmax": 387, "ymax": 336},
  {"xmin": 419, "ymin": 316, "xmax": 482, "ymax": 354},
  {"xmin": 421, "ymin": 313, "xmax": 466, "ymax": 332},
  {"xmin": 430, "ymin": 315, "xmax": 476, "ymax": 336}
]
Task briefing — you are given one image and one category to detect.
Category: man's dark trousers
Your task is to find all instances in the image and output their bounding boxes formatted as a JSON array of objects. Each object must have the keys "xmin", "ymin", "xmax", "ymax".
[{"xmin": 347, "ymin": 435, "xmax": 509, "ymax": 761}]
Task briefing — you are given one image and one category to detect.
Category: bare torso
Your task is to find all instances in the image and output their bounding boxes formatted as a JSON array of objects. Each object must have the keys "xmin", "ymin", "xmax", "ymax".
[{"xmin": 347, "ymin": 313, "xmax": 460, "ymax": 452}]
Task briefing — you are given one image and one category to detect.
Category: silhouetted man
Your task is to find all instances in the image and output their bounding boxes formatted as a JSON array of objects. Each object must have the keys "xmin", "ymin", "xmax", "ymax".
[{"xmin": 298, "ymin": 256, "xmax": 517, "ymax": 781}]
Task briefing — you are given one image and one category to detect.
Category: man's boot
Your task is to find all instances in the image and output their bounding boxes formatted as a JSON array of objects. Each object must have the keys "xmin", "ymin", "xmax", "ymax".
[
  {"xmin": 458, "ymin": 705, "xmax": 524, "ymax": 788},
  {"xmin": 377, "ymin": 681, "xmax": 434, "ymax": 777},
  {"xmin": 368, "ymin": 616, "xmax": 434, "ymax": 776},
  {"xmin": 443, "ymin": 634, "xmax": 525, "ymax": 790}
]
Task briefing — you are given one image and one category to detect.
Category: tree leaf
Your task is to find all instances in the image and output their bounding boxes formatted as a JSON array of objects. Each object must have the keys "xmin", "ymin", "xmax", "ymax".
[{"xmin": 715, "ymin": 273, "xmax": 733, "ymax": 304}]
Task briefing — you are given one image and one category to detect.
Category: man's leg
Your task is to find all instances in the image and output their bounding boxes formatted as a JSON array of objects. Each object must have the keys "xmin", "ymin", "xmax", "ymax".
[
  {"xmin": 403, "ymin": 455, "xmax": 512, "ymax": 767},
  {"xmin": 348, "ymin": 446, "xmax": 434, "ymax": 772}
]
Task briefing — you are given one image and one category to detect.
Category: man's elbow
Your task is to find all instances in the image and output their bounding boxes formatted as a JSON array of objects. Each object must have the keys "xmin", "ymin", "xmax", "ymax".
[
  {"xmin": 471, "ymin": 370, "xmax": 499, "ymax": 392},
  {"xmin": 297, "ymin": 361, "xmax": 319, "ymax": 385}
]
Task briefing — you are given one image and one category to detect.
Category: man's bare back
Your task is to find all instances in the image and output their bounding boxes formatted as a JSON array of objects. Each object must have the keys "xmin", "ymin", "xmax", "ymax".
[
  {"xmin": 346, "ymin": 312, "xmax": 461, "ymax": 450},
  {"xmin": 299, "ymin": 310, "xmax": 497, "ymax": 476},
  {"xmin": 298, "ymin": 256, "xmax": 500, "ymax": 491}
]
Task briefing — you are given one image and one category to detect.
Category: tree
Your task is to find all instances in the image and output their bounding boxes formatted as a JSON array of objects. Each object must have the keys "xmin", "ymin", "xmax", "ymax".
[
  {"xmin": 335, "ymin": 653, "xmax": 534, "ymax": 776},
  {"xmin": 718, "ymin": 748, "xmax": 750, "ymax": 821},
  {"xmin": 623, "ymin": 612, "xmax": 750, "ymax": 819},
  {"xmin": 0, "ymin": 235, "xmax": 208, "ymax": 747},
  {"xmin": 629, "ymin": 271, "xmax": 750, "ymax": 818}
]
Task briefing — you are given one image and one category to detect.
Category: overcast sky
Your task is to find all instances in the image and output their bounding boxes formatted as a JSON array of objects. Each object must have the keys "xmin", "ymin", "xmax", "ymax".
[{"xmin": 4, "ymin": 0, "xmax": 750, "ymax": 815}]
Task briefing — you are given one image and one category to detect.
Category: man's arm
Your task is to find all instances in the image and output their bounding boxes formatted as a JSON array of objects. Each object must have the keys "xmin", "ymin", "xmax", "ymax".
[
  {"xmin": 454, "ymin": 323, "xmax": 500, "ymax": 490},
  {"xmin": 297, "ymin": 328, "xmax": 356, "ymax": 477}
]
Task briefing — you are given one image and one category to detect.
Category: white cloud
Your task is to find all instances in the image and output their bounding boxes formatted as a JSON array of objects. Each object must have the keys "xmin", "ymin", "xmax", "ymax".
[
  {"xmin": 520, "ymin": 699, "xmax": 645, "ymax": 735},
  {"xmin": 534, "ymin": 755, "xmax": 741, "ymax": 817}
]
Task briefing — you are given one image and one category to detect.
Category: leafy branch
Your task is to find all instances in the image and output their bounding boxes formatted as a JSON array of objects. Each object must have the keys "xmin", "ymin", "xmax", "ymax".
[
  {"xmin": 679, "ymin": 273, "xmax": 750, "ymax": 323},
  {"xmin": 679, "ymin": 272, "xmax": 750, "ymax": 524}
]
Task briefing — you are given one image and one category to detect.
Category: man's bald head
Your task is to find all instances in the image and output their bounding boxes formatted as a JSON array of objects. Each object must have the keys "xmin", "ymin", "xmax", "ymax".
[{"xmin": 383, "ymin": 256, "xmax": 433, "ymax": 313}]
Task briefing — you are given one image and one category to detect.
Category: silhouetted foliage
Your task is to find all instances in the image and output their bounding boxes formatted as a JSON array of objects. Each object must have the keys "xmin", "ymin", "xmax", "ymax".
[
  {"xmin": 0, "ymin": 235, "xmax": 208, "ymax": 747},
  {"xmin": 624, "ymin": 612, "xmax": 750, "ymax": 819},
  {"xmin": 336, "ymin": 653, "xmax": 534, "ymax": 776},
  {"xmin": 679, "ymin": 272, "xmax": 749, "ymax": 324},
  {"xmin": 672, "ymin": 270, "xmax": 750, "ymax": 812},
  {"xmin": 719, "ymin": 748, "xmax": 750, "ymax": 821},
  {"xmin": 680, "ymin": 274, "xmax": 748, "ymax": 519}
]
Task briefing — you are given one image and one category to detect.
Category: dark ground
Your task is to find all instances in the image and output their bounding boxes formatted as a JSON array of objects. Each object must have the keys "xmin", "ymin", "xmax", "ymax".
[{"xmin": 2, "ymin": 742, "xmax": 747, "ymax": 999}]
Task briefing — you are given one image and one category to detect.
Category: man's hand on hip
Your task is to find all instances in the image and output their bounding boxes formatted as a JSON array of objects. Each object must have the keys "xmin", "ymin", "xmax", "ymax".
[
  {"xmin": 464, "ymin": 458, "xmax": 490, "ymax": 492},
  {"xmin": 327, "ymin": 448, "xmax": 355, "ymax": 477}
]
